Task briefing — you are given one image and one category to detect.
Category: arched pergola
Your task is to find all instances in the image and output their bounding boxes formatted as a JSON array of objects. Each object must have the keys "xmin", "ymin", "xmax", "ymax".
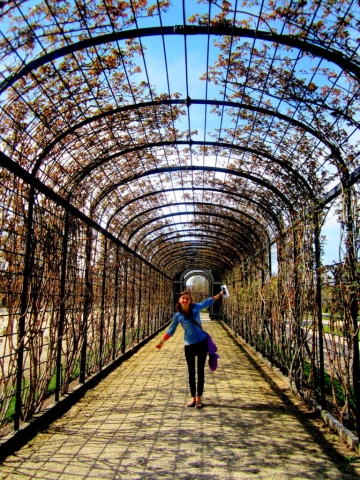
[{"xmin": 0, "ymin": 0, "xmax": 359, "ymax": 439}]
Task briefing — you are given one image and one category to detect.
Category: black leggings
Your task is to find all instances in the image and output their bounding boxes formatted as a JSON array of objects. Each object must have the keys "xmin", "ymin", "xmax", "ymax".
[{"xmin": 184, "ymin": 338, "xmax": 208, "ymax": 397}]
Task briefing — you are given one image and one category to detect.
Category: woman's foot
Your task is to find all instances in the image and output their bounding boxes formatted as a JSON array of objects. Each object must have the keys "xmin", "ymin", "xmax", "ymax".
[
  {"xmin": 195, "ymin": 396, "xmax": 203, "ymax": 408},
  {"xmin": 187, "ymin": 398, "xmax": 196, "ymax": 407}
]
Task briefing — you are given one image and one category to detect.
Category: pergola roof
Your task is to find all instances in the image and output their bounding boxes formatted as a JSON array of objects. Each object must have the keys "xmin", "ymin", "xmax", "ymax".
[{"xmin": 1, "ymin": 0, "xmax": 359, "ymax": 278}]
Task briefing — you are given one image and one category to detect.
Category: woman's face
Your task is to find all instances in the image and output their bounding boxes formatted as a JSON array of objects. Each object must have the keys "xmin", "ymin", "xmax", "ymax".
[{"xmin": 179, "ymin": 293, "xmax": 191, "ymax": 311}]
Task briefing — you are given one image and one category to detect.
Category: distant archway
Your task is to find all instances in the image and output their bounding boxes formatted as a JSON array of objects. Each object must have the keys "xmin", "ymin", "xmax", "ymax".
[{"xmin": 173, "ymin": 268, "xmax": 223, "ymax": 319}]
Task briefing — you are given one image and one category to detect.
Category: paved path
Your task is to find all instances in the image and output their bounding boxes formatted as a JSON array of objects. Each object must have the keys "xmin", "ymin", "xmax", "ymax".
[{"xmin": 1, "ymin": 316, "xmax": 360, "ymax": 479}]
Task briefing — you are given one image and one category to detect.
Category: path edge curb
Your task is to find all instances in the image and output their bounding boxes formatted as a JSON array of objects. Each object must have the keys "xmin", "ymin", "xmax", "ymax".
[
  {"xmin": 0, "ymin": 322, "xmax": 170, "ymax": 464},
  {"xmin": 219, "ymin": 320, "xmax": 360, "ymax": 454}
]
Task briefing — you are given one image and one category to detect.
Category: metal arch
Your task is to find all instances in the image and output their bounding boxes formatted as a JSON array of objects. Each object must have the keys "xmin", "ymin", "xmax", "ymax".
[
  {"xmin": 138, "ymin": 230, "xmax": 247, "ymax": 254},
  {"xmin": 129, "ymin": 216, "xmax": 260, "ymax": 251},
  {"xmin": 164, "ymin": 253, "xmax": 234, "ymax": 278},
  {"xmin": 74, "ymin": 141, "xmax": 312, "ymax": 204},
  {"xmin": 135, "ymin": 236, "xmax": 256, "ymax": 276},
  {"xmin": 159, "ymin": 251, "xmax": 235, "ymax": 276},
  {"xmin": 2, "ymin": 26, "xmax": 360, "ymax": 95},
  {"xmin": 31, "ymin": 100, "xmax": 339, "ymax": 178},
  {"xmin": 90, "ymin": 162, "xmax": 294, "ymax": 214},
  {"xmin": 133, "ymin": 220, "xmax": 257, "ymax": 255},
  {"xmin": 120, "ymin": 169, "xmax": 360, "ymax": 251},
  {"xmin": 107, "ymin": 186, "xmax": 282, "ymax": 233},
  {"xmin": 150, "ymin": 247, "xmax": 239, "ymax": 274},
  {"xmin": 137, "ymin": 229, "xmax": 250, "ymax": 259},
  {"xmin": 147, "ymin": 234, "xmax": 243, "ymax": 264},
  {"xmin": 118, "ymin": 201, "xmax": 272, "ymax": 240},
  {"xmin": 126, "ymin": 210, "xmax": 266, "ymax": 248},
  {"xmin": 181, "ymin": 268, "xmax": 215, "ymax": 284},
  {"xmin": 151, "ymin": 240, "xmax": 236, "ymax": 268},
  {"xmin": 157, "ymin": 248, "xmax": 235, "ymax": 273}
]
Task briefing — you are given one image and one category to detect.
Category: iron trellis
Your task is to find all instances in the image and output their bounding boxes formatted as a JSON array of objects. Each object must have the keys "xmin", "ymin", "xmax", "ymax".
[{"xmin": 0, "ymin": 0, "xmax": 359, "ymax": 442}]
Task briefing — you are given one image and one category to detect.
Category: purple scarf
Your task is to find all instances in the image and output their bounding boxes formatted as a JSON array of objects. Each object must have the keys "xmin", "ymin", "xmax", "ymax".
[{"xmin": 206, "ymin": 333, "xmax": 219, "ymax": 371}]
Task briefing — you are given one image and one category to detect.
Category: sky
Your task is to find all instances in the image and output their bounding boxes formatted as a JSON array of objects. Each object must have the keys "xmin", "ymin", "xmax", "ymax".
[
  {"xmin": 0, "ymin": 0, "xmax": 352, "ymax": 271},
  {"xmin": 270, "ymin": 204, "xmax": 342, "ymax": 276}
]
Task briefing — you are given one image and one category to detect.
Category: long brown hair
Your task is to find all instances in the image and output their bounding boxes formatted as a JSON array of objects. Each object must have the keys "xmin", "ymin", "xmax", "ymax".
[{"xmin": 175, "ymin": 290, "xmax": 194, "ymax": 313}]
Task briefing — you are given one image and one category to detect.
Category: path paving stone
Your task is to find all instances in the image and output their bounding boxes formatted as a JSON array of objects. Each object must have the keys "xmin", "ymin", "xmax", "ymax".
[{"xmin": 1, "ymin": 316, "xmax": 360, "ymax": 479}]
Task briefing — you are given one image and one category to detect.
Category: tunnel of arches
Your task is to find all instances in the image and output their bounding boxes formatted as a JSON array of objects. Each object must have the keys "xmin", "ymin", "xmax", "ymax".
[{"xmin": 0, "ymin": 0, "xmax": 359, "ymax": 439}]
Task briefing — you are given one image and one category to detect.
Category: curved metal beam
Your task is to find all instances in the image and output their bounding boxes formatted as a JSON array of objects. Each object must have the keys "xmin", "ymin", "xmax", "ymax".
[
  {"xmin": 32, "ymin": 100, "xmax": 335, "ymax": 178},
  {"xmin": 77, "ymin": 141, "xmax": 312, "ymax": 204},
  {"xmin": 154, "ymin": 244, "xmax": 236, "ymax": 271},
  {"xmin": 2, "ymin": 26, "xmax": 359, "ymax": 95},
  {"xmin": 88, "ymin": 162, "xmax": 294, "ymax": 215},
  {"xmin": 138, "ymin": 229, "xmax": 248, "ymax": 258},
  {"xmin": 147, "ymin": 234, "xmax": 242, "ymax": 264},
  {"xmin": 118, "ymin": 201, "xmax": 270, "ymax": 239},
  {"xmin": 181, "ymin": 268, "xmax": 215, "ymax": 284},
  {"xmin": 157, "ymin": 248, "xmax": 235, "ymax": 272},
  {"xmin": 107, "ymin": 186, "xmax": 282, "ymax": 233},
  {"xmin": 164, "ymin": 252, "xmax": 233, "ymax": 276},
  {"xmin": 133, "ymin": 220, "xmax": 256, "ymax": 254},
  {"xmin": 126, "ymin": 210, "xmax": 266, "ymax": 247}
]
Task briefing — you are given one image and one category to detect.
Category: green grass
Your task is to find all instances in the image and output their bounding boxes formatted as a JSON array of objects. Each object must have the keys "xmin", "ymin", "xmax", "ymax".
[
  {"xmin": 321, "ymin": 324, "xmax": 360, "ymax": 339},
  {"xmin": 303, "ymin": 360, "xmax": 354, "ymax": 410}
]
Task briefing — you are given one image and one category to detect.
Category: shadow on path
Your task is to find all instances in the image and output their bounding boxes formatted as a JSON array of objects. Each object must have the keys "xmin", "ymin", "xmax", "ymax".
[{"xmin": 1, "ymin": 317, "xmax": 360, "ymax": 479}]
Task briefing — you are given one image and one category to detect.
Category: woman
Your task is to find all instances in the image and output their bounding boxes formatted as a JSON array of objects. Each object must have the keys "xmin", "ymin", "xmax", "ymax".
[{"xmin": 156, "ymin": 290, "xmax": 223, "ymax": 408}]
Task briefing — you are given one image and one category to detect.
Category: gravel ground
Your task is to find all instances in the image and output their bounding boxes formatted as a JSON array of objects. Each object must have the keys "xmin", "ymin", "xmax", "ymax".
[{"xmin": 1, "ymin": 316, "xmax": 360, "ymax": 479}]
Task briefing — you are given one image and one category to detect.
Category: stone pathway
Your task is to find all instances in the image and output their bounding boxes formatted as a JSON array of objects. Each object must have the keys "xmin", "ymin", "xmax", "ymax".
[{"xmin": 1, "ymin": 317, "xmax": 360, "ymax": 479}]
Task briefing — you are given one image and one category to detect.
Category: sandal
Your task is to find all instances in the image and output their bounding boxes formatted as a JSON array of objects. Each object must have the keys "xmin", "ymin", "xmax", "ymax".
[
  {"xmin": 186, "ymin": 400, "xmax": 196, "ymax": 407},
  {"xmin": 195, "ymin": 401, "xmax": 203, "ymax": 409}
]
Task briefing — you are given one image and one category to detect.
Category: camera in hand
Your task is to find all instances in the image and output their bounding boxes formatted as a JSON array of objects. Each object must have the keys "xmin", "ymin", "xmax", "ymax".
[{"xmin": 220, "ymin": 284, "xmax": 230, "ymax": 298}]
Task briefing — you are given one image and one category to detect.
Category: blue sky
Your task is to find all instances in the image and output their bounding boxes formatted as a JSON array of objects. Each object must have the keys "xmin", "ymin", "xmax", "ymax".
[{"xmin": 0, "ymin": 0, "xmax": 350, "ymax": 270}]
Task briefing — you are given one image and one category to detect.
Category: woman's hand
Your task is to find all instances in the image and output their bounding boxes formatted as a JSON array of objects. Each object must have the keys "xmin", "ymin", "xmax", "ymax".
[
  {"xmin": 156, "ymin": 338, "xmax": 166, "ymax": 349},
  {"xmin": 213, "ymin": 291, "xmax": 224, "ymax": 301},
  {"xmin": 156, "ymin": 334, "xmax": 169, "ymax": 349}
]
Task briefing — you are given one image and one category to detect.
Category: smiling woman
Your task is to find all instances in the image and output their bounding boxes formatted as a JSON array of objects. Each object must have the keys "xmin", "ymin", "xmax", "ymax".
[
  {"xmin": 0, "ymin": 0, "xmax": 359, "ymax": 443},
  {"xmin": 156, "ymin": 289, "xmax": 223, "ymax": 408}
]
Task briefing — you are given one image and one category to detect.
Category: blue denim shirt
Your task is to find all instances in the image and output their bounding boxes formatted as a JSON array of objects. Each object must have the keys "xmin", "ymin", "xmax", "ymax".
[{"xmin": 167, "ymin": 297, "xmax": 214, "ymax": 346}]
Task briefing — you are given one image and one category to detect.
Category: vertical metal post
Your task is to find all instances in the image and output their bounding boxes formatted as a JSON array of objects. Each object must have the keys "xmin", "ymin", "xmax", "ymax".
[
  {"xmin": 15, "ymin": 185, "xmax": 35, "ymax": 430},
  {"xmin": 146, "ymin": 267, "xmax": 151, "ymax": 337},
  {"xmin": 80, "ymin": 225, "xmax": 92, "ymax": 384},
  {"xmin": 112, "ymin": 246, "xmax": 120, "ymax": 361},
  {"xmin": 157, "ymin": 274, "xmax": 164, "ymax": 328},
  {"xmin": 56, "ymin": 210, "xmax": 69, "ymax": 401},
  {"xmin": 99, "ymin": 236, "xmax": 108, "ymax": 370},
  {"xmin": 131, "ymin": 256, "xmax": 136, "ymax": 345},
  {"xmin": 260, "ymin": 265, "xmax": 265, "ymax": 353},
  {"xmin": 269, "ymin": 240, "xmax": 273, "ymax": 365},
  {"xmin": 138, "ymin": 262, "xmax": 143, "ymax": 342},
  {"xmin": 277, "ymin": 236, "xmax": 286, "ymax": 366},
  {"xmin": 314, "ymin": 215, "xmax": 325, "ymax": 405},
  {"xmin": 247, "ymin": 261, "xmax": 253, "ymax": 346},
  {"xmin": 344, "ymin": 189, "xmax": 360, "ymax": 437},
  {"xmin": 121, "ymin": 258, "xmax": 128, "ymax": 354}
]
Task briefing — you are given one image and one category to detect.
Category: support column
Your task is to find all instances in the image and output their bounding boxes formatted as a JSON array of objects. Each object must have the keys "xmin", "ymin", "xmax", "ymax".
[
  {"xmin": 344, "ymin": 188, "xmax": 360, "ymax": 437},
  {"xmin": 15, "ymin": 185, "xmax": 35, "ymax": 430},
  {"xmin": 314, "ymin": 213, "xmax": 325, "ymax": 405},
  {"xmin": 121, "ymin": 258, "xmax": 129, "ymax": 354},
  {"xmin": 80, "ymin": 225, "xmax": 92, "ymax": 383},
  {"xmin": 56, "ymin": 210, "xmax": 69, "ymax": 401},
  {"xmin": 99, "ymin": 236, "xmax": 108, "ymax": 370},
  {"xmin": 112, "ymin": 246, "xmax": 120, "ymax": 361}
]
